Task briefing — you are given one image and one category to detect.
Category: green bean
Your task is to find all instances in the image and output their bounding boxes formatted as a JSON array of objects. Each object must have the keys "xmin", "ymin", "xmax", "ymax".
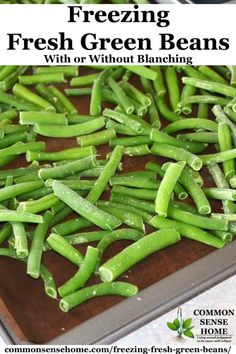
[
  {"xmin": 96, "ymin": 228, "xmax": 144, "ymax": 270},
  {"xmin": 203, "ymin": 188, "xmax": 236, "ymax": 201},
  {"xmin": 224, "ymin": 107, "xmax": 236, "ymax": 124},
  {"xmin": 65, "ymin": 88, "xmax": 92, "ymax": 97},
  {"xmin": 46, "ymin": 233, "xmax": 84, "ymax": 266},
  {"xmin": 12, "ymin": 222, "xmax": 28, "ymax": 258},
  {"xmin": 120, "ymin": 81, "xmax": 151, "ymax": 107},
  {"xmin": 0, "ymin": 110, "xmax": 17, "ymax": 122},
  {"xmin": 213, "ymin": 105, "xmax": 236, "ymax": 146},
  {"xmin": 35, "ymin": 83, "xmax": 65, "ymax": 113},
  {"xmin": 211, "ymin": 213, "xmax": 236, "ymax": 222},
  {"xmin": 49, "ymin": 206, "xmax": 72, "ymax": 229},
  {"xmin": 182, "ymin": 77, "xmax": 236, "ymax": 98},
  {"xmin": 19, "ymin": 73, "xmax": 65, "ymax": 85},
  {"xmin": 34, "ymin": 117, "xmax": 105, "ymax": 138},
  {"xmin": 214, "ymin": 66, "xmax": 230, "ymax": 80},
  {"xmin": 67, "ymin": 114, "xmax": 99, "ymax": 124},
  {"xmin": 53, "ymin": 217, "xmax": 92, "ymax": 236},
  {"xmin": 0, "ymin": 165, "xmax": 40, "ymax": 180},
  {"xmin": 145, "ymin": 162, "xmax": 188, "ymax": 200},
  {"xmin": 20, "ymin": 111, "xmax": 68, "ymax": 126},
  {"xmin": 152, "ymin": 66, "xmax": 166, "ymax": 96},
  {"xmin": 13, "ymin": 83, "xmax": 55, "ymax": 112},
  {"xmin": 229, "ymin": 176, "xmax": 236, "ymax": 189},
  {"xmin": 123, "ymin": 144, "xmax": 151, "ymax": 156},
  {"xmin": 103, "ymin": 108, "xmax": 143, "ymax": 134},
  {"xmin": 0, "ymin": 90, "xmax": 39, "ymax": 111},
  {"xmin": 177, "ymin": 132, "xmax": 218, "ymax": 144},
  {"xmin": 150, "ymin": 129, "xmax": 207, "ymax": 154},
  {"xmin": 0, "ymin": 210, "xmax": 43, "ymax": 223},
  {"xmin": 111, "ymin": 185, "xmax": 159, "ymax": 201},
  {"xmin": 155, "ymin": 96, "xmax": 182, "ymax": 122},
  {"xmin": 48, "ymin": 85, "xmax": 78, "ymax": 115},
  {"xmin": 59, "ymin": 281, "xmax": 138, "ymax": 312},
  {"xmin": 165, "ymin": 66, "xmax": 180, "ymax": 112},
  {"xmin": 118, "ymin": 171, "xmax": 156, "ymax": 179},
  {"xmin": 106, "ymin": 119, "xmax": 137, "ymax": 136},
  {"xmin": 27, "ymin": 146, "xmax": 95, "ymax": 162},
  {"xmin": 149, "ymin": 216, "xmax": 224, "ymax": 249},
  {"xmin": 111, "ymin": 193, "xmax": 155, "ymax": 214},
  {"xmin": 179, "ymin": 84, "xmax": 196, "ymax": 115},
  {"xmin": 38, "ymin": 156, "xmax": 95, "ymax": 180},
  {"xmin": 177, "ymin": 96, "xmax": 229, "ymax": 112},
  {"xmin": 163, "ymin": 118, "xmax": 218, "ymax": 134},
  {"xmin": 123, "ymin": 66, "xmax": 157, "ymax": 81},
  {"xmin": 107, "ymin": 77, "xmax": 134, "ymax": 115},
  {"xmin": 77, "ymin": 129, "xmax": 116, "ymax": 147},
  {"xmin": 198, "ymin": 101, "xmax": 209, "ymax": 119},
  {"xmin": 90, "ymin": 69, "xmax": 112, "ymax": 116},
  {"xmin": 110, "ymin": 175, "xmax": 160, "ymax": 190},
  {"xmin": 71, "ymin": 73, "xmax": 99, "ymax": 86},
  {"xmin": 0, "ymin": 223, "xmax": 12, "ymax": 245},
  {"xmin": 200, "ymin": 149, "xmax": 236, "ymax": 165},
  {"xmin": 218, "ymin": 122, "xmax": 235, "ymax": 179},
  {"xmin": 79, "ymin": 167, "xmax": 105, "ymax": 178},
  {"xmin": 52, "ymin": 181, "xmax": 121, "ymax": 231},
  {"xmin": 155, "ymin": 161, "xmax": 186, "ymax": 217},
  {"xmin": 62, "ymin": 231, "xmax": 111, "ymax": 246},
  {"xmin": 0, "ymin": 180, "xmax": 43, "ymax": 202},
  {"xmin": 36, "ymin": 66, "xmax": 78, "ymax": 77},
  {"xmin": 213, "ymin": 230, "xmax": 232, "ymax": 244},
  {"xmin": 59, "ymin": 246, "xmax": 98, "ymax": 297},
  {"xmin": 103, "ymin": 201, "xmax": 152, "ymax": 223},
  {"xmin": 0, "ymin": 131, "xmax": 28, "ymax": 149},
  {"xmin": 27, "ymin": 211, "xmax": 53, "ymax": 279},
  {"xmin": 97, "ymin": 201, "xmax": 145, "ymax": 232},
  {"xmin": 99, "ymin": 228, "xmax": 180, "ymax": 282},
  {"xmin": 87, "ymin": 145, "xmax": 123, "ymax": 203},
  {"xmin": 46, "ymin": 179, "xmax": 95, "ymax": 191},
  {"xmin": 227, "ymin": 66, "xmax": 236, "ymax": 87},
  {"xmin": 18, "ymin": 193, "xmax": 58, "ymax": 214},
  {"xmin": 122, "ymin": 69, "xmax": 132, "ymax": 81},
  {"xmin": 0, "ymin": 66, "xmax": 28, "ymax": 92},
  {"xmin": 198, "ymin": 66, "xmax": 228, "ymax": 85},
  {"xmin": 140, "ymin": 77, "xmax": 160, "ymax": 127},
  {"xmin": 180, "ymin": 66, "xmax": 208, "ymax": 80},
  {"xmin": 111, "ymin": 67, "xmax": 126, "ymax": 81},
  {"xmin": 0, "ymin": 141, "xmax": 45, "ymax": 158},
  {"xmin": 151, "ymin": 143, "xmax": 202, "ymax": 171},
  {"xmin": 168, "ymin": 204, "xmax": 228, "ymax": 231},
  {"xmin": 109, "ymin": 136, "xmax": 151, "ymax": 148},
  {"xmin": 0, "ymin": 66, "xmax": 18, "ymax": 81}
]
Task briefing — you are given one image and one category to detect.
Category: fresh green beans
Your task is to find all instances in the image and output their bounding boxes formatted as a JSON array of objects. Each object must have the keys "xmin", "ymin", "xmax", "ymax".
[
  {"xmin": 163, "ymin": 118, "xmax": 218, "ymax": 134},
  {"xmin": 59, "ymin": 281, "xmax": 138, "ymax": 312},
  {"xmin": 48, "ymin": 85, "xmax": 78, "ymax": 115},
  {"xmin": 19, "ymin": 73, "xmax": 65, "ymax": 85},
  {"xmin": 0, "ymin": 210, "xmax": 43, "ymax": 223},
  {"xmin": 12, "ymin": 222, "xmax": 28, "ymax": 258},
  {"xmin": 52, "ymin": 180, "xmax": 121, "ymax": 230},
  {"xmin": 218, "ymin": 122, "xmax": 235, "ymax": 178},
  {"xmin": 46, "ymin": 233, "xmax": 84, "ymax": 266},
  {"xmin": 149, "ymin": 216, "xmax": 224, "ymax": 249},
  {"xmin": 36, "ymin": 66, "xmax": 78, "ymax": 77},
  {"xmin": 27, "ymin": 146, "xmax": 95, "ymax": 162},
  {"xmin": 123, "ymin": 66, "xmax": 157, "ymax": 81},
  {"xmin": 107, "ymin": 77, "xmax": 134, "ymax": 114},
  {"xmin": 151, "ymin": 143, "xmax": 202, "ymax": 171},
  {"xmin": 0, "ymin": 141, "xmax": 45, "ymax": 158},
  {"xmin": 90, "ymin": 69, "xmax": 112, "ymax": 116},
  {"xmin": 20, "ymin": 111, "xmax": 68, "ymax": 126},
  {"xmin": 77, "ymin": 129, "xmax": 116, "ymax": 147},
  {"xmin": 99, "ymin": 229, "xmax": 180, "ymax": 282},
  {"xmin": 59, "ymin": 246, "xmax": 98, "ymax": 297},
  {"xmin": 155, "ymin": 161, "xmax": 186, "ymax": 217},
  {"xmin": 182, "ymin": 77, "xmax": 236, "ymax": 97},
  {"xmin": 165, "ymin": 66, "xmax": 180, "ymax": 112},
  {"xmin": 34, "ymin": 117, "xmax": 105, "ymax": 137}
]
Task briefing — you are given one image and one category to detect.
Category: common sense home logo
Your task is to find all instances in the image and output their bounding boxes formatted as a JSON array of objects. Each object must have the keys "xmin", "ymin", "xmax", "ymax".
[{"xmin": 167, "ymin": 307, "xmax": 195, "ymax": 339}]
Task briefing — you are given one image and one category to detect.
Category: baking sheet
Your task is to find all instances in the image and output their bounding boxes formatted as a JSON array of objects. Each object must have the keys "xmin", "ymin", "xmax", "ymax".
[{"xmin": 0, "ymin": 68, "xmax": 235, "ymax": 344}]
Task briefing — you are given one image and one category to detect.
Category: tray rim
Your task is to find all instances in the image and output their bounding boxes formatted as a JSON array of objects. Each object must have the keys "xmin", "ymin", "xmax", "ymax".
[{"xmin": 1, "ymin": 241, "xmax": 235, "ymax": 345}]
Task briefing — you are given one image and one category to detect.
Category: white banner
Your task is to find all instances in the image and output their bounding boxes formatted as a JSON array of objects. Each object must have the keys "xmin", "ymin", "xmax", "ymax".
[{"xmin": 0, "ymin": 4, "xmax": 235, "ymax": 65}]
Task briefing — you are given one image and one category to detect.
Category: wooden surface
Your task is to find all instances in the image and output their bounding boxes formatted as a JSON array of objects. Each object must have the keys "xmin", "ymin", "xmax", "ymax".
[{"xmin": 0, "ymin": 69, "xmax": 230, "ymax": 344}]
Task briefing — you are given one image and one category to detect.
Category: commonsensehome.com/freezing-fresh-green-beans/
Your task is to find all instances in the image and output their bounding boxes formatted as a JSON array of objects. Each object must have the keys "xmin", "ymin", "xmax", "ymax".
[{"xmin": 0, "ymin": 64, "xmax": 235, "ymax": 313}]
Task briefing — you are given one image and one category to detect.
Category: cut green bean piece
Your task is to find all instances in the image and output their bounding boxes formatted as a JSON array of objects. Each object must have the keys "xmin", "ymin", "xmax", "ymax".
[
  {"xmin": 150, "ymin": 129, "xmax": 207, "ymax": 154},
  {"xmin": 200, "ymin": 149, "xmax": 236, "ymax": 165},
  {"xmin": 213, "ymin": 105, "xmax": 236, "ymax": 146},
  {"xmin": 177, "ymin": 132, "xmax": 218, "ymax": 144},
  {"xmin": 99, "ymin": 229, "xmax": 180, "ymax": 282},
  {"xmin": 110, "ymin": 136, "xmax": 151, "ymax": 148},
  {"xmin": 110, "ymin": 175, "xmax": 160, "ymax": 190},
  {"xmin": 218, "ymin": 122, "xmax": 235, "ymax": 179},
  {"xmin": 149, "ymin": 216, "xmax": 224, "ymax": 249},
  {"xmin": 198, "ymin": 66, "xmax": 228, "ymax": 85},
  {"xmin": 120, "ymin": 81, "xmax": 151, "ymax": 107},
  {"xmin": 123, "ymin": 66, "xmax": 157, "ymax": 81},
  {"xmin": 0, "ymin": 131, "xmax": 28, "ymax": 150},
  {"xmin": 60, "ymin": 281, "xmax": 138, "ymax": 312},
  {"xmin": 36, "ymin": 66, "xmax": 78, "ymax": 77},
  {"xmin": 77, "ymin": 129, "xmax": 116, "ymax": 147},
  {"xmin": 27, "ymin": 211, "xmax": 53, "ymax": 279},
  {"xmin": 165, "ymin": 66, "xmax": 180, "ymax": 112},
  {"xmin": 0, "ymin": 223, "xmax": 12, "ymax": 245},
  {"xmin": 62, "ymin": 231, "xmax": 111, "ymax": 246},
  {"xmin": 203, "ymin": 188, "xmax": 236, "ymax": 201},
  {"xmin": 164, "ymin": 119, "xmax": 218, "ymax": 134},
  {"xmin": 107, "ymin": 77, "xmax": 134, "ymax": 115},
  {"xmin": 90, "ymin": 69, "xmax": 112, "ymax": 116},
  {"xmin": 87, "ymin": 145, "xmax": 124, "ymax": 204},
  {"xmin": 103, "ymin": 108, "xmax": 143, "ymax": 134},
  {"xmin": 177, "ymin": 95, "xmax": 229, "ymax": 111},
  {"xmin": 12, "ymin": 221, "xmax": 28, "ymax": 259},
  {"xmin": 20, "ymin": 112, "xmax": 68, "ymax": 126},
  {"xmin": 34, "ymin": 117, "xmax": 105, "ymax": 138},
  {"xmin": 179, "ymin": 84, "xmax": 196, "ymax": 115},
  {"xmin": 53, "ymin": 217, "xmax": 92, "ymax": 236},
  {"xmin": 182, "ymin": 77, "xmax": 236, "ymax": 98},
  {"xmin": 38, "ymin": 156, "xmax": 95, "ymax": 180},
  {"xmin": 59, "ymin": 246, "xmax": 98, "ymax": 297},
  {"xmin": 0, "ymin": 141, "xmax": 45, "ymax": 158},
  {"xmin": 97, "ymin": 201, "xmax": 145, "ymax": 232},
  {"xmin": 71, "ymin": 73, "xmax": 99, "ymax": 86},
  {"xmin": 155, "ymin": 161, "xmax": 186, "ymax": 217},
  {"xmin": 48, "ymin": 85, "xmax": 78, "ymax": 115},
  {"xmin": 13, "ymin": 83, "xmax": 55, "ymax": 112},
  {"xmin": 46, "ymin": 233, "xmax": 84, "ymax": 266},
  {"xmin": 155, "ymin": 96, "xmax": 182, "ymax": 122},
  {"xmin": 0, "ymin": 210, "xmax": 43, "ymax": 223},
  {"xmin": 19, "ymin": 73, "xmax": 65, "ymax": 85},
  {"xmin": 151, "ymin": 143, "xmax": 202, "ymax": 171},
  {"xmin": 52, "ymin": 181, "xmax": 121, "ymax": 231},
  {"xmin": 0, "ymin": 180, "xmax": 43, "ymax": 202},
  {"xmin": 27, "ymin": 146, "xmax": 95, "ymax": 162},
  {"xmin": 123, "ymin": 144, "xmax": 151, "ymax": 156}
]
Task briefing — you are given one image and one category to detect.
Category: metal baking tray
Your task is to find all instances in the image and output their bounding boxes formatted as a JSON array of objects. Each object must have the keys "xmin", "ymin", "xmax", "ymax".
[{"xmin": 0, "ymin": 69, "xmax": 236, "ymax": 345}]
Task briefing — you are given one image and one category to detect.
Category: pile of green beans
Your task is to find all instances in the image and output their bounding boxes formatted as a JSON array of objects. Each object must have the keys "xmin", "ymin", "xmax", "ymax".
[{"xmin": 0, "ymin": 64, "xmax": 235, "ymax": 315}]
